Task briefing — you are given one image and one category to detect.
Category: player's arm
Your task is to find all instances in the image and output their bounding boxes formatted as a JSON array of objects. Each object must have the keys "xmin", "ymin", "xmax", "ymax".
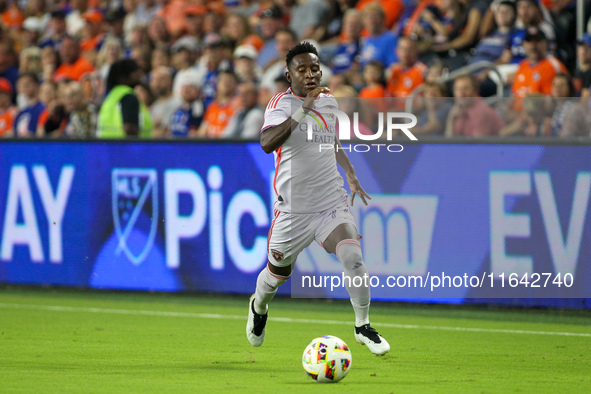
[
  {"xmin": 334, "ymin": 135, "xmax": 370, "ymax": 206},
  {"xmin": 260, "ymin": 87, "xmax": 330, "ymax": 153}
]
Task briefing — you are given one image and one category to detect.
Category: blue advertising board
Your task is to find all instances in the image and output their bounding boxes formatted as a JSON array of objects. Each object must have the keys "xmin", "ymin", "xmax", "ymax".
[{"xmin": 0, "ymin": 141, "xmax": 589, "ymax": 309}]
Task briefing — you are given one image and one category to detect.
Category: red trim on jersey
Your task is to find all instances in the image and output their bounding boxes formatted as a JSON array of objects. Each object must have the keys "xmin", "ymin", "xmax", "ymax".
[
  {"xmin": 273, "ymin": 146, "xmax": 281, "ymax": 196},
  {"xmin": 267, "ymin": 209, "xmax": 281, "ymax": 256},
  {"xmin": 287, "ymin": 87, "xmax": 304, "ymax": 98},
  {"xmin": 268, "ymin": 92, "xmax": 287, "ymax": 109}
]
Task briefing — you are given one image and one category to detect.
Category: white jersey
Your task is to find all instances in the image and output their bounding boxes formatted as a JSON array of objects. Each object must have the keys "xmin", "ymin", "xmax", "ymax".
[{"xmin": 261, "ymin": 88, "xmax": 347, "ymax": 214}]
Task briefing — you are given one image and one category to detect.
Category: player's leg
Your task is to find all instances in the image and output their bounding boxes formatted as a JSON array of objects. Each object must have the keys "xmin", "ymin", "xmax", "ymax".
[
  {"xmin": 323, "ymin": 222, "xmax": 390, "ymax": 355},
  {"xmin": 247, "ymin": 211, "xmax": 310, "ymax": 346},
  {"xmin": 247, "ymin": 260, "xmax": 292, "ymax": 347}
]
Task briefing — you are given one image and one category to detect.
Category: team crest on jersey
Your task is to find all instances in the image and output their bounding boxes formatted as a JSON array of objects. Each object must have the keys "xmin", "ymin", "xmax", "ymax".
[
  {"xmin": 271, "ymin": 248, "xmax": 284, "ymax": 262},
  {"xmin": 112, "ymin": 168, "xmax": 159, "ymax": 265}
]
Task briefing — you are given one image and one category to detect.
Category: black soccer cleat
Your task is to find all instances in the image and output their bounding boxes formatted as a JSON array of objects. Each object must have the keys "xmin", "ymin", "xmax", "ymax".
[{"xmin": 246, "ymin": 295, "xmax": 268, "ymax": 346}]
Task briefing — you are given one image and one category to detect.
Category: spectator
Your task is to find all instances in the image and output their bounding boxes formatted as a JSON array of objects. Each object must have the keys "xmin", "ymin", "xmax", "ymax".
[
  {"xmin": 203, "ymin": 4, "xmax": 226, "ymax": 36},
  {"xmin": 289, "ymin": 0, "xmax": 331, "ymax": 41},
  {"xmin": 170, "ymin": 36, "xmax": 200, "ymax": 99},
  {"xmin": 183, "ymin": 3, "xmax": 207, "ymax": 42},
  {"xmin": 130, "ymin": 44, "xmax": 153, "ymax": 77},
  {"xmin": 415, "ymin": 0, "xmax": 463, "ymax": 47},
  {"xmin": 333, "ymin": 84, "xmax": 373, "ymax": 136},
  {"xmin": 260, "ymin": 29, "xmax": 298, "ymax": 96},
  {"xmin": 512, "ymin": 27, "xmax": 566, "ymax": 98},
  {"xmin": 256, "ymin": 6, "xmax": 285, "ymax": 70},
  {"xmin": 156, "ymin": 0, "xmax": 191, "ymax": 40},
  {"xmin": 224, "ymin": 12, "xmax": 264, "ymax": 51},
  {"xmin": 0, "ymin": 40, "xmax": 18, "ymax": 95},
  {"xmin": 547, "ymin": 73, "xmax": 587, "ymax": 137},
  {"xmin": 18, "ymin": 46, "xmax": 42, "ymax": 77},
  {"xmin": 1, "ymin": 0, "xmax": 24, "ymax": 31},
  {"xmin": 356, "ymin": 0, "xmax": 404, "ymax": 30},
  {"xmin": 96, "ymin": 37, "xmax": 124, "ymax": 88},
  {"xmin": 66, "ymin": 0, "xmax": 89, "ymax": 37},
  {"xmin": 149, "ymin": 66, "xmax": 182, "ymax": 136},
  {"xmin": 330, "ymin": 9, "xmax": 363, "ymax": 77},
  {"xmin": 574, "ymin": 34, "xmax": 591, "ymax": 97},
  {"xmin": 506, "ymin": 0, "xmax": 556, "ymax": 65},
  {"xmin": 470, "ymin": 1, "xmax": 517, "ymax": 66},
  {"xmin": 40, "ymin": 10, "xmax": 68, "ymax": 49},
  {"xmin": 197, "ymin": 70, "xmax": 239, "ymax": 138},
  {"xmin": 222, "ymin": 81, "xmax": 263, "ymax": 139},
  {"xmin": 40, "ymin": 46, "xmax": 60, "ymax": 82},
  {"xmin": 196, "ymin": 34, "xmax": 233, "ymax": 109},
  {"xmin": 21, "ymin": 17, "xmax": 45, "ymax": 49},
  {"xmin": 386, "ymin": 36, "xmax": 427, "ymax": 98},
  {"xmin": 432, "ymin": 0, "xmax": 488, "ymax": 69},
  {"xmin": 53, "ymin": 35, "xmax": 95, "ymax": 82},
  {"xmin": 14, "ymin": 72, "xmax": 45, "ymax": 137},
  {"xmin": 135, "ymin": 82, "xmax": 154, "ymax": 108},
  {"xmin": 233, "ymin": 45, "xmax": 261, "ymax": 84},
  {"xmin": 359, "ymin": 60, "xmax": 388, "ymax": 113},
  {"xmin": 151, "ymin": 45, "xmax": 171, "ymax": 71},
  {"xmin": 167, "ymin": 73, "xmax": 204, "ymax": 138},
  {"xmin": 135, "ymin": 0, "xmax": 161, "ymax": 28},
  {"xmin": 37, "ymin": 79, "xmax": 67, "ymax": 136},
  {"xmin": 147, "ymin": 16, "xmax": 170, "ymax": 48},
  {"xmin": 359, "ymin": 3, "xmax": 397, "ymax": 68},
  {"xmin": 63, "ymin": 81, "xmax": 96, "ymax": 138},
  {"xmin": 412, "ymin": 81, "xmax": 452, "ymax": 135},
  {"xmin": 0, "ymin": 77, "xmax": 16, "ymax": 136},
  {"xmin": 80, "ymin": 9, "xmax": 106, "ymax": 58},
  {"xmin": 445, "ymin": 74, "xmax": 505, "ymax": 136},
  {"xmin": 97, "ymin": 59, "xmax": 153, "ymax": 138},
  {"xmin": 499, "ymin": 93, "xmax": 551, "ymax": 136},
  {"xmin": 104, "ymin": 7, "xmax": 127, "ymax": 45}
]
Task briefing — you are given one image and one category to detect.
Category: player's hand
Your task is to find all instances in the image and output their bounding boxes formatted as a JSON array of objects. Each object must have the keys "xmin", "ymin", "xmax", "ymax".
[
  {"xmin": 347, "ymin": 174, "xmax": 371, "ymax": 206},
  {"xmin": 303, "ymin": 87, "xmax": 330, "ymax": 109}
]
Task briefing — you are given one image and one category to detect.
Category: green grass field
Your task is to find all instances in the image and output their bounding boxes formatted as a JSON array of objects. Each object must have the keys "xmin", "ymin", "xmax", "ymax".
[{"xmin": 1, "ymin": 287, "xmax": 590, "ymax": 393}]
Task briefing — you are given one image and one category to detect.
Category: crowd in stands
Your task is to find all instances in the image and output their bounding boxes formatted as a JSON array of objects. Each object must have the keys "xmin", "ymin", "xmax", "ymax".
[{"xmin": 0, "ymin": 0, "xmax": 590, "ymax": 139}]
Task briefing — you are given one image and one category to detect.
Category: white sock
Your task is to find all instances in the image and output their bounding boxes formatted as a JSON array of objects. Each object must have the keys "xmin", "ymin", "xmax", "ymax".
[
  {"xmin": 253, "ymin": 264, "xmax": 288, "ymax": 315},
  {"xmin": 336, "ymin": 240, "xmax": 371, "ymax": 327}
]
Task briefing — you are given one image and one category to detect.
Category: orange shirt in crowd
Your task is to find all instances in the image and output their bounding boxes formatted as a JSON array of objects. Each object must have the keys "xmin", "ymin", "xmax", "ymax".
[
  {"xmin": 157, "ymin": 0, "xmax": 190, "ymax": 38},
  {"xmin": 0, "ymin": 106, "xmax": 16, "ymax": 136},
  {"xmin": 203, "ymin": 98, "xmax": 239, "ymax": 138},
  {"xmin": 53, "ymin": 57, "xmax": 95, "ymax": 82},
  {"xmin": 386, "ymin": 62, "xmax": 427, "ymax": 97},
  {"xmin": 512, "ymin": 55, "xmax": 567, "ymax": 97},
  {"xmin": 2, "ymin": 5, "xmax": 24, "ymax": 30},
  {"xmin": 359, "ymin": 84, "xmax": 389, "ymax": 112},
  {"xmin": 356, "ymin": 0, "xmax": 404, "ymax": 29},
  {"xmin": 241, "ymin": 34, "xmax": 264, "ymax": 52},
  {"xmin": 81, "ymin": 34, "xmax": 105, "ymax": 54}
]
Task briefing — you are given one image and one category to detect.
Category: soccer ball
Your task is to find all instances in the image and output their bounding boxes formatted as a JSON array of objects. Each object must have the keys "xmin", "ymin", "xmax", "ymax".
[{"xmin": 302, "ymin": 335, "xmax": 352, "ymax": 383}]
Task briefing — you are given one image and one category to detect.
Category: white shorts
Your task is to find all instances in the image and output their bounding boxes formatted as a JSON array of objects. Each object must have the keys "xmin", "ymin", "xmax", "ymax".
[{"xmin": 267, "ymin": 196, "xmax": 357, "ymax": 267}]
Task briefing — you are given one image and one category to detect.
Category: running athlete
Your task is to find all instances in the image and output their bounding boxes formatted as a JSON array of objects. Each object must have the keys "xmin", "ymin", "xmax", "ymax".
[{"xmin": 246, "ymin": 42, "xmax": 390, "ymax": 355}]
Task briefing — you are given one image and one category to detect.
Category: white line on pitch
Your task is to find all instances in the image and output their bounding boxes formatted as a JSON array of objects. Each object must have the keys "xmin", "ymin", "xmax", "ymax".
[{"xmin": 0, "ymin": 302, "xmax": 589, "ymax": 338}]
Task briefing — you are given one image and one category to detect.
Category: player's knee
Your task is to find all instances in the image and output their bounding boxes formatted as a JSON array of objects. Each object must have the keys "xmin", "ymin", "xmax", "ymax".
[{"xmin": 335, "ymin": 239, "xmax": 364, "ymax": 271}]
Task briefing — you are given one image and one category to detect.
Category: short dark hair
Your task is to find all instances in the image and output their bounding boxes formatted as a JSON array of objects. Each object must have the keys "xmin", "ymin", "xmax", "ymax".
[
  {"xmin": 285, "ymin": 41, "xmax": 319, "ymax": 70},
  {"xmin": 106, "ymin": 59, "xmax": 141, "ymax": 91}
]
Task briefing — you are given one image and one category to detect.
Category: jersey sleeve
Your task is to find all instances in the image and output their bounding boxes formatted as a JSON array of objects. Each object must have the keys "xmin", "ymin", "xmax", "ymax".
[{"xmin": 261, "ymin": 94, "xmax": 290, "ymax": 133}]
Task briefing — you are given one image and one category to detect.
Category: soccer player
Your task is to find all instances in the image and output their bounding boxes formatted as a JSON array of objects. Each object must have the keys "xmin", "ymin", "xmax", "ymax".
[{"xmin": 246, "ymin": 42, "xmax": 390, "ymax": 356}]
